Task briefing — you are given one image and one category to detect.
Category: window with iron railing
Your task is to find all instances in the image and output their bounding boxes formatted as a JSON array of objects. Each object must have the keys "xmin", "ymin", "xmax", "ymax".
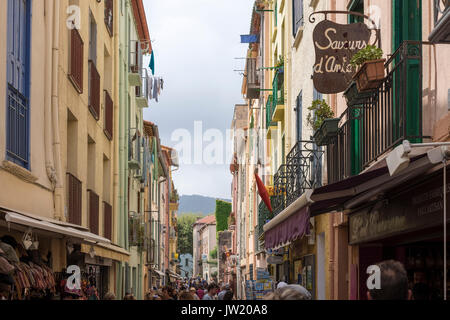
[
  {"xmin": 103, "ymin": 90, "xmax": 113, "ymax": 140},
  {"xmin": 104, "ymin": 0, "xmax": 113, "ymax": 37},
  {"xmin": 67, "ymin": 173, "xmax": 82, "ymax": 225},
  {"xmin": 88, "ymin": 60, "xmax": 101, "ymax": 120},
  {"xmin": 327, "ymin": 41, "xmax": 429, "ymax": 184},
  {"xmin": 103, "ymin": 201, "xmax": 112, "ymax": 240},
  {"xmin": 88, "ymin": 190, "xmax": 100, "ymax": 234},
  {"xmin": 69, "ymin": 28, "xmax": 84, "ymax": 93},
  {"xmin": 246, "ymin": 57, "xmax": 260, "ymax": 99}
]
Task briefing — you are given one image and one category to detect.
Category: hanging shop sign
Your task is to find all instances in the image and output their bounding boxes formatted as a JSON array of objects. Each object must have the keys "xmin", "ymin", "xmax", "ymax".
[
  {"xmin": 349, "ymin": 171, "xmax": 450, "ymax": 245},
  {"xmin": 309, "ymin": 11, "xmax": 379, "ymax": 94},
  {"xmin": 267, "ymin": 255, "xmax": 284, "ymax": 265}
]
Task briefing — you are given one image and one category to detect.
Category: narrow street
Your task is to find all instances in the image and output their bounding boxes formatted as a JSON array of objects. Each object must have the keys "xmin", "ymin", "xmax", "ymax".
[{"xmin": 0, "ymin": 0, "xmax": 449, "ymax": 304}]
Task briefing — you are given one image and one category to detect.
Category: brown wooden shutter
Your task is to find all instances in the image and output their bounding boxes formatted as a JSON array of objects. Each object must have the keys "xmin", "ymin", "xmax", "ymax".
[
  {"xmin": 67, "ymin": 173, "xmax": 82, "ymax": 225},
  {"xmin": 104, "ymin": 90, "xmax": 113, "ymax": 140},
  {"xmin": 69, "ymin": 28, "xmax": 84, "ymax": 93},
  {"xmin": 88, "ymin": 60, "xmax": 101, "ymax": 120},
  {"xmin": 88, "ymin": 190, "xmax": 99, "ymax": 234},
  {"xmin": 103, "ymin": 202, "xmax": 112, "ymax": 240}
]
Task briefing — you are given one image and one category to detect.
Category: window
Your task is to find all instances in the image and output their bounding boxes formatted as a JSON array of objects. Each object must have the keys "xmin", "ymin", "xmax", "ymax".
[
  {"xmin": 296, "ymin": 91, "xmax": 303, "ymax": 142},
  {"xmin": 292, "ymin": 0, "xmax": 304, "ymax": 37},
  {"xmin": 88, "ymin": 13, "xmax": 100, "ymax": 120},
  {"xmin": 69, "ymin": 29, "xmax": 84, "ymax": 93},
  {"xmin": 104, "ymin": 90, "xmax": 113, "ymax": 139},
  {"xmin": 88, "ymin": 190, "xmax": 100, "ymax": 234},
  {"xmin": 104, "ymin": 0, "xmax": 113, "ymax": 36},
  {"xmin": 348, "ymin": 0, "xmax": 364, "ymax": 24},
  {"xmin": 103, "ymin": 201, "xmax": 112, "ymax": 240},
  {"xmin": 6, "ymin": 0, "xmax": 31, "ymax": 168}
]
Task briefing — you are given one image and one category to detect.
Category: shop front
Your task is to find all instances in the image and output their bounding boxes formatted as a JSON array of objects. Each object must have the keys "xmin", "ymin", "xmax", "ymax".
[
  {"xmin": 0, "ymin": 209, "xmax": 117, "ymax": 300},
  {"xmin": 348, "ymin": 170, "xmax": 450, "ymax": 300}
]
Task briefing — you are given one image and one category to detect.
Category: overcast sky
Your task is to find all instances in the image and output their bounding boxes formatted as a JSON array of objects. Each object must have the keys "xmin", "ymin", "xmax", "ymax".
[{"xmin": 142, "ymin": 0, "xmax": 254, "ymax": 199}]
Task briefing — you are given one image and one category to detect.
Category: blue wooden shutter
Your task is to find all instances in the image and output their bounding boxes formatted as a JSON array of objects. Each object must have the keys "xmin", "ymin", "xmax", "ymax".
[{"xmin": 6, "ymin": 0, "xmax": 30, "ymax": 168}]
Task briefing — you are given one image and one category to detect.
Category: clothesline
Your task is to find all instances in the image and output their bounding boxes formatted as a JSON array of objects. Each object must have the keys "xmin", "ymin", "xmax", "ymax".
[{"xmin": 146, "ymin": 75, "xmax": 164, "ymax": 103}]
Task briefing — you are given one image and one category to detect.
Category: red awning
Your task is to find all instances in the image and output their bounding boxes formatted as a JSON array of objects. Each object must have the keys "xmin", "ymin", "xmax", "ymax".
[{"xmin": 264, "ymin": 206, "xmax": 310, "ymax": 249}]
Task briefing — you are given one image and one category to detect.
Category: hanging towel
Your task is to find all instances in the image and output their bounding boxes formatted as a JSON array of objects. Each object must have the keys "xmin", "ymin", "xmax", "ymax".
[
  {"xmin": 147, "ymin": 76, "xmax": 153, "ymax": 100},
  {"xmin": 149, "ymin": 51, "xmax": 155, "ymax": 75},
  {"xmin": 153, "ymin": 78, "xmax": 158, "ymax": 100},
  {"xmin": 160, "ymin": 78, "xmax": 164, "ymax": 90}
]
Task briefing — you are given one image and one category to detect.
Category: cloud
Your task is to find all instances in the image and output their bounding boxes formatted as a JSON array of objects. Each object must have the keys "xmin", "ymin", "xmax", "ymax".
[{"xmin": 142, "ymin": 0, "xmax": 254, "ymax": 198}]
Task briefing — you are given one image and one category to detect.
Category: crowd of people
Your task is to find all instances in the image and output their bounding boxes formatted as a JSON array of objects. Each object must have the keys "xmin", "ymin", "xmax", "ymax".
[
  {"xmin": 69, "ymin": 259, "xmax": 416, "ymax": 301},
  {"xmin": 100, "ymin": 278, "xmax": 235, "ymax": 301}
]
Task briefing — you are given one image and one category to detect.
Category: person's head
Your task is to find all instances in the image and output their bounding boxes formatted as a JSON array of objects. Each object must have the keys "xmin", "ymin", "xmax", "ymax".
[
  {"xmin": 264, "ymin": 287, "xmax": 310, "ymax": 300},
  {"xmin": 207, "ymin": 283, "xmax": 216, "ymax": 295},
  {"xmin": 0, "ymin": 235, "xmax": 18, "ymax": 249},
  {"xmin": 412, "ymin": 282, "xmax": 430, "ymax": 300},
  {"xmin": 104, "ymin": 292, "xmax": 116, "ymax": 300},
  {"xmin": 189, "ymin": 287, "xmax": 197, "ymax": 295},
  {"xmin": 123, "ymin": 294, "xmax": 136, "ymax": 300},
  {"xmin": 179, "ymin": 292, "xmax": 194, "ymax": 300},
  {"xmin": 223, "ymin": 290, "xmax": 234, "ymax": 300},
  {"xmin": 0, "ymin": 283, "xmax": 11, "ymax": 300},
  {"xmin": 144, "ymin": 292, "xmax": 153, "ymax": 300},
  {"xmin": 367, "ymin": 260, "xmax": 412, "ymax": 300}
]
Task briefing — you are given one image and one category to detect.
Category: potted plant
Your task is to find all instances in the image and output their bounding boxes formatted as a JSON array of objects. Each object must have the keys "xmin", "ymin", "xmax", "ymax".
[
  {"xmin": 343, "ymin": 80, "xmax": 374, "ymax": 106},
  {"xmin": 307, "ymin": 99, "xmax": 339, "ymax": 146},
  {"xmin": 350, "ymin": 45, "xmax": 385, "ymax": 92}
]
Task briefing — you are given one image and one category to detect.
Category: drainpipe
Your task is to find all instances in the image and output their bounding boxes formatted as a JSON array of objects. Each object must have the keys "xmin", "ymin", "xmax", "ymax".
[
  {"xmin": 51, "ymin": 0, "xmax": 64, "ymax": 221},
  {"xmin": 44, "ymin": 0, "xmax": 56, "ymax": 188},
  {"xmin": 328, "ymin": 213, "xmax": 335, "ymax": 300}
]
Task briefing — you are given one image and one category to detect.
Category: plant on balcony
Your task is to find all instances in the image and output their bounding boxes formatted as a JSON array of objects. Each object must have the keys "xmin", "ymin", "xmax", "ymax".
[
  {"xmin": 350, "ymin": 45, "xmax": 385, "ymax": 92},
  {"xmin": 307, "ymin": 99, "xmax": 339, "ymax": 146}
]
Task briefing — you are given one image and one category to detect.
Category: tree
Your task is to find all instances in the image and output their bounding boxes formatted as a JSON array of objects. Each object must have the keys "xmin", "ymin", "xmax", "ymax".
[
  {"xmin": 177, "ymin": 213, "xmax": 202, "ymax": 255},
  {"xmin": 215, "ymin": 200, "xmax": 231, "ymax": 239}
]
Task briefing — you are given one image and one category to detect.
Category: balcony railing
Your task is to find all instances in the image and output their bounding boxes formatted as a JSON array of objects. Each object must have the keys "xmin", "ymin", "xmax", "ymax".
[
  {"xmin": 286, "ymin": 141, "xmax": 323, "ymax": 207},
  {"xmin": 135, "ymin": 68, "xmax": 151, "ymax": 108},
  {"xmin": 266, "ymin": 69, "xmax": 285, "ymax": 128},
  {"xmin": 272, "ymin": 164, "xmax": 288, "ymax": 216},
  {"xmin": 265, "ymin": 95, "xmax": 274, "ymax": 129},
  {"xmin": 128, "ymin": 128, "xmax": 142, "ymax": 172},
  {"xmin": 256, "ymin": 199, "xmax": 274, "ymax": 251},
  {"xmin": 246, "ymin": 57, "xmax": 260, "ymax": 99},
  {"xmin": 88, "ymin": 60, "xmax": 101, "ymax": 120},
  {"xmin": 129, "ymin": 212, "xmax": 144, "ymax": 249},
  {"xmin": 129, "ymin": 40, "xmax": 150, "ymax": 86},
  {"xmin": 66, "ymin": 173, "xmax": 82, "ymax": 225},
  {"xmin": 327, "ymin": 41, "xmax": 430, "ymax": 184}
]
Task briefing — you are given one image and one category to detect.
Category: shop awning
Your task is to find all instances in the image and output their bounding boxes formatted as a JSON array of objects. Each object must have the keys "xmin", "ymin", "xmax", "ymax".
[
  {"xmin": 262, "ymin": 151, "xmax": 436, "ymax": 250},
  {"xmin": 80, "ymin": 243, "xmax": 130, "ymax": 262},
  {"xmin": 2, "ymin": 211, "xmax": 110, "ymax": 244},
  {"xmin": 153, "ymin": 270, "xmax": 165, "ymax": 277},
  {"xmin": 168, "ymin": 270, "xmax": 182, "ymax": 280}
]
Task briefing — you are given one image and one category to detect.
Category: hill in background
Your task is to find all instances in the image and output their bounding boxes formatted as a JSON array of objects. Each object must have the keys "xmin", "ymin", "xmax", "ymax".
[{"xmin": 178, "ymin": 194, "xmax": 231, "ymax": 216}]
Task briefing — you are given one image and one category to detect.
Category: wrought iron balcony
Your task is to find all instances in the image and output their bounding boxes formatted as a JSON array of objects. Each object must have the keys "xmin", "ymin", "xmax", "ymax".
[
  {"xmin": 266, "ymin": 69, "xmax": 285, "ymax": 128},
  {"xmin": 327, "ymin": 41, "xmax": 430, "ymax": 184},
  {"xmin": 135, "ymin": 68, "xmax": 151, "ymax": 108},
  {"xmin": 261, "ymin": 141, "xmax": 323, "ymax": 224},
  {"xmin": 286, "ymin": 141, "xmax": 323, "ymax": 207},
  {"xmin": 429, "ymin": 0, "xmax": 450, "ymax": 43}
]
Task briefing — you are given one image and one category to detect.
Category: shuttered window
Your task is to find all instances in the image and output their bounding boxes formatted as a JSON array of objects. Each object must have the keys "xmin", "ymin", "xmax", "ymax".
[
  {"xmin": 88, "ymin": 190, "xmax": 100, "ymax": 234},
  {"xmin": 103, "ymin": 90, "xmax": 113, "ymax": 139},
  {"xmin": 6, "ymin": 0, "xmax": 31, "ymax": 168},
  {"xmin": 103, "ymin": 202, "xmax": 112, "ymax": 240},
  {"xmin": 67, "ymin": 173, "xmax": 82, "ymax": 225},
  {"xmin": 292, "ymin": 0, "xmax": 304, "ymax": 37},
  {"xmin": 88, "ymin": 60, "xmax": 101, "ymax": 120},
  {"xmin": 296, "ymin": 91, "xmax": 303, "ymax": 142},
  {"xmin": 69, "ymin": 28, "xmax": 84, "ymax": 93}
]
